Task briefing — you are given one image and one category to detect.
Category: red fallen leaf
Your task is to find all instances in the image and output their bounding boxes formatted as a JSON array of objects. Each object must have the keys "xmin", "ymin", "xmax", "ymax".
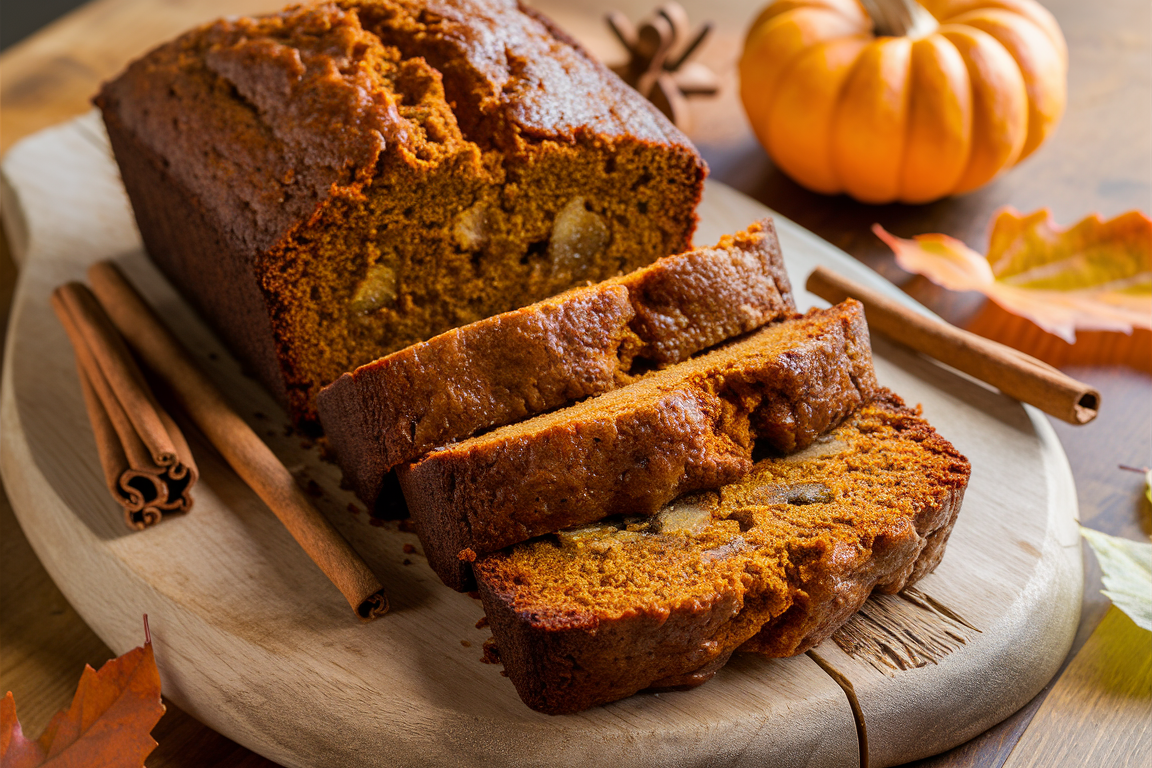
[
  {"xmin": 875, "ymin": 208, "xmax": 1152, "ymax": 343},
  {"xmin": 1, "ymin": 620, "xmax": 165, "ymax": 767}
]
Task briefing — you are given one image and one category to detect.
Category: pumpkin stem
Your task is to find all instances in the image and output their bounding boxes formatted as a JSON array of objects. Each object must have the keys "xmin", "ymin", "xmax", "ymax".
[{"xmin": 858, "ymin": 0, "xmax": 939, "ymax": 39}]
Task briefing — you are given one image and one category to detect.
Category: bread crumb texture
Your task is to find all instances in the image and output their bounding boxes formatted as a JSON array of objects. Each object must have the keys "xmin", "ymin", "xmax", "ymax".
[{"xmin": 399, "ymin": 301, "xmax": 881, "ymax": 591}]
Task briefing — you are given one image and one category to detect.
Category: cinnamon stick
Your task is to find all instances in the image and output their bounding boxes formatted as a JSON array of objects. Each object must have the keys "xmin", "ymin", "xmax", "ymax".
[
  {"xmin": 52, "ymin": 283, "xmax": 198, "ymax": 528},
  {"xmin": 806, "ymin": 266, "xmax": 1100, "ymax": 425},
  {"xmin": 86, "ymin": 261, "xmax": 388, "ymax": 621}
]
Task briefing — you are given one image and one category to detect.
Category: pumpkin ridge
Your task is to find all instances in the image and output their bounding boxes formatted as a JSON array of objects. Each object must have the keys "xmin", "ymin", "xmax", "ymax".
[
  {"xmin": 891, "ymin": 37, "xmax": 916, "ymax": 203},
  {"xmin": 946, "ymin": 9, "xmax": 1066, "ymax": 162},
  {"xmin": 768, "ymin": 37, "xmax": 870, "ymax": 194},
  {"xmin": 938, "ymin": 24, "xmax": 1027, "ymax": 194},
  {"xmin": 831, "ymin": 37, "xmax": 913, "ymax": 203},
  {"xmin": 740, "ymin": 5, "xmax": 870, "ymax": 144},
  {"xmin": 897, "ymin": 34, "xmax": 972, "ymax": 202},
  {"xmin": 929, "ymin": 0, "xmax": 1066, "ymax": 59}
]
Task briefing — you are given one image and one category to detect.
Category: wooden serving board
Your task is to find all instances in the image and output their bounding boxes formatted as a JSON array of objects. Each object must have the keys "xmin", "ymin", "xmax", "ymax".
[{"xmin": 0, "ymin": 114, "xmax": 1082, "ymax": 768}]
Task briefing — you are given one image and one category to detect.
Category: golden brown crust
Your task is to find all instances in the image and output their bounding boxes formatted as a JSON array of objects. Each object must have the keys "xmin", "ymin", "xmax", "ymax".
[
  {"xmin": 316, "ymin": 220, "xmax": 793, "ymax": 507},
  {"xmin": 401, "ymin": 301, "xmax": 879, "ymax": 590},
  {"xmin": 621, "ymin": 220, "xmax": 794, "ymax": 365},
  {"xmin": 473, "ymin": 393, "xmax": 971, "ymax": 714},
  {"xmin": 96, "ymin": 0, "xmax": 707, "ymax": 425}
]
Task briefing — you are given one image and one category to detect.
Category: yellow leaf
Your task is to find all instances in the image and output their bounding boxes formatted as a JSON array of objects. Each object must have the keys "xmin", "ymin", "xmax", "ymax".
[
  {"xmin": 875, "ymin": 208, "xmax": 1152, "ymax": 343},
  {"xmin": 1081, "ymin": 527, "xmax": 1152, "ymax": 633}
]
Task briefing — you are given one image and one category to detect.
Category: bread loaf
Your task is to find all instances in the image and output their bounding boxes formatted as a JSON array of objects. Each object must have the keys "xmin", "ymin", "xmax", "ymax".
[{"xmin": 96, "ymin": 0, "xmax": 707, "ymax": 425}]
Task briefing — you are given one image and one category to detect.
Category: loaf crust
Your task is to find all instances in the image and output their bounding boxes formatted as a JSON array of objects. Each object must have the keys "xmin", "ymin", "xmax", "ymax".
[
  {"xmin": 473, "ymin": 393, "xmax": 971, "ymax": 714},
  {"xmin": 317, "ymin": 220, "xmax": 794, "ymax": 509},
  {"xmin": 96, "ymin": 0, "xmax": 706, "ymax": 425},
  {"xmin": 400, "ymin": 301, "xmax": 879, "ymax": 590}
]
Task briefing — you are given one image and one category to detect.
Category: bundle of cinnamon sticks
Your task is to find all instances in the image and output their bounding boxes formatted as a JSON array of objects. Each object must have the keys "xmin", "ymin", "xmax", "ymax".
[
  {"xmin": 54, "ymin": 263, "xmax": 388, "ymax": 621},
  {"xmin": 52, "ymin": 283, "xmax": 198, "ymax": 530}
]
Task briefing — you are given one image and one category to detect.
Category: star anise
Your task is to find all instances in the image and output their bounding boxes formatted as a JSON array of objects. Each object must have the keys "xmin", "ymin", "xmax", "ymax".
[{"xmin": 607, "ymin": 2, "xmax": 719, "ymax": 130}]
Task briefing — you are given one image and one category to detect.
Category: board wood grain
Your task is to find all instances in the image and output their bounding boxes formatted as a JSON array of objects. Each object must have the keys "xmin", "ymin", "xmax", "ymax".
[
  {"xmin": 1000, "ymin": 606, "xmax": 1152, "ymax": 767},
  {"xmin": 0, "ymin": 113, "xmax": 1082, "ymax": 768}
]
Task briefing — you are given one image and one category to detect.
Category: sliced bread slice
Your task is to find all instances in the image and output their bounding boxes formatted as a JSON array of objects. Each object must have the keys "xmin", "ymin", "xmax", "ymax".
[{"xmin": 473, "ymin": 393, "xmax": 971, "ymax": 714}]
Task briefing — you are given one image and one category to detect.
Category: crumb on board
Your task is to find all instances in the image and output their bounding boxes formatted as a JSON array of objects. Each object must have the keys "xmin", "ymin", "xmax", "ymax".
[
  {"xmin": 317, "ymin": 436, "xmax": 336, "ymax": 463},
  {"xmin": 481, "ymin": 638, "xmax": 501, "ymax": 666}
]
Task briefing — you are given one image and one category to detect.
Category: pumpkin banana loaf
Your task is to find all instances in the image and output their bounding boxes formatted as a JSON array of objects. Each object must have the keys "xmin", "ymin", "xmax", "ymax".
[
  {"xmin": 473, "ymin": 392, "xmax": 971, "ymax": 714},
  {"xmin": 400, "ymin": 300, "xmax": 879, "ymax": 590},
  {"xmin": 317, "ymin": 220, "xmax": 794, "ymax": 510},
  {"xmin": 95, "ymin": 0, "xmax": 707, "ymax": 426}
]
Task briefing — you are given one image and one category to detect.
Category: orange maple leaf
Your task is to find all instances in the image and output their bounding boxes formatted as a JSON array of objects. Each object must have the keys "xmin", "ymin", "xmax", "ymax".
[
  {"xmin": 875, "ymin": 208, "xmax": 1152, "ymax": 343},
  {"xmin": 1, "ymin": 622, "xmax": 165, "ymax": 768}
]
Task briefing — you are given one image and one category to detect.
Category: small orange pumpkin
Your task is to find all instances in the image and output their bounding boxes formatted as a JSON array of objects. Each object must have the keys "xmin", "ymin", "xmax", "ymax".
[{"xmin": 739, "ymin": 0, "xmax": 1067, "ymax": 203}]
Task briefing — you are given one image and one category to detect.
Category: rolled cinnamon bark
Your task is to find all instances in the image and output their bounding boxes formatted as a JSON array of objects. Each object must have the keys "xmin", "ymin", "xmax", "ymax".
[
  {"xmin": 75, "ymin": 365, "xmax": 162, "ymax": 529},
  {"xmin": 52, "ymin": 283, "xmax": 198, "ymax": 528},
  {"xmin": 86, "ymin": 261, "xmax": 388, "ymax": 621},
  {"xmin": 806, "ymin": 266, "xmax": 1100, "ymax": 425}
]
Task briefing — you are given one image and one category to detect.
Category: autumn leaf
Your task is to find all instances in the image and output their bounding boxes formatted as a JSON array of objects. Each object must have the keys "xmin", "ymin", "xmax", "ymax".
[
  {"xmin": 1081, "ymin": 527, "xmax": 1152, "ymax": 633},
  {"xmin": 1, "ymin": 622, "xmax": 165, "ymax": 767},
  {"xmin": 875, "ymin": 208, "xmax": 1152, "ymax": 343}
]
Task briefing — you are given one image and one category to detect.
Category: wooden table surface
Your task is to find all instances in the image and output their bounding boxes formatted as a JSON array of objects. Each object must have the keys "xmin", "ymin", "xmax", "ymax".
[{"xmin": 1, "ymin": 1, "xmax": 1148, "ymax": 766}]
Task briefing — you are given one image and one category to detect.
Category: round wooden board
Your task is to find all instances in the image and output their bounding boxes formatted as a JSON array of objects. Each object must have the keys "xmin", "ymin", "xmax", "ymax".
[{"xmin": 1, "ymin": 114, "xmax": 1082, "ymax": 768}]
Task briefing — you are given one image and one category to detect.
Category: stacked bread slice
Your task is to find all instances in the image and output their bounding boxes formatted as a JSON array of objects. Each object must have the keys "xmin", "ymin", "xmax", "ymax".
[
  {"xmin": 400, "ymin": 301, "xmax": 879, "ymax": 589},
  {"xmin": 317, "ymin": 219, "xmax": 971, "ymax": 714},
  {"xmin": 319, "ymin": 220, "xmax": 794, "ymax": 509}
]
